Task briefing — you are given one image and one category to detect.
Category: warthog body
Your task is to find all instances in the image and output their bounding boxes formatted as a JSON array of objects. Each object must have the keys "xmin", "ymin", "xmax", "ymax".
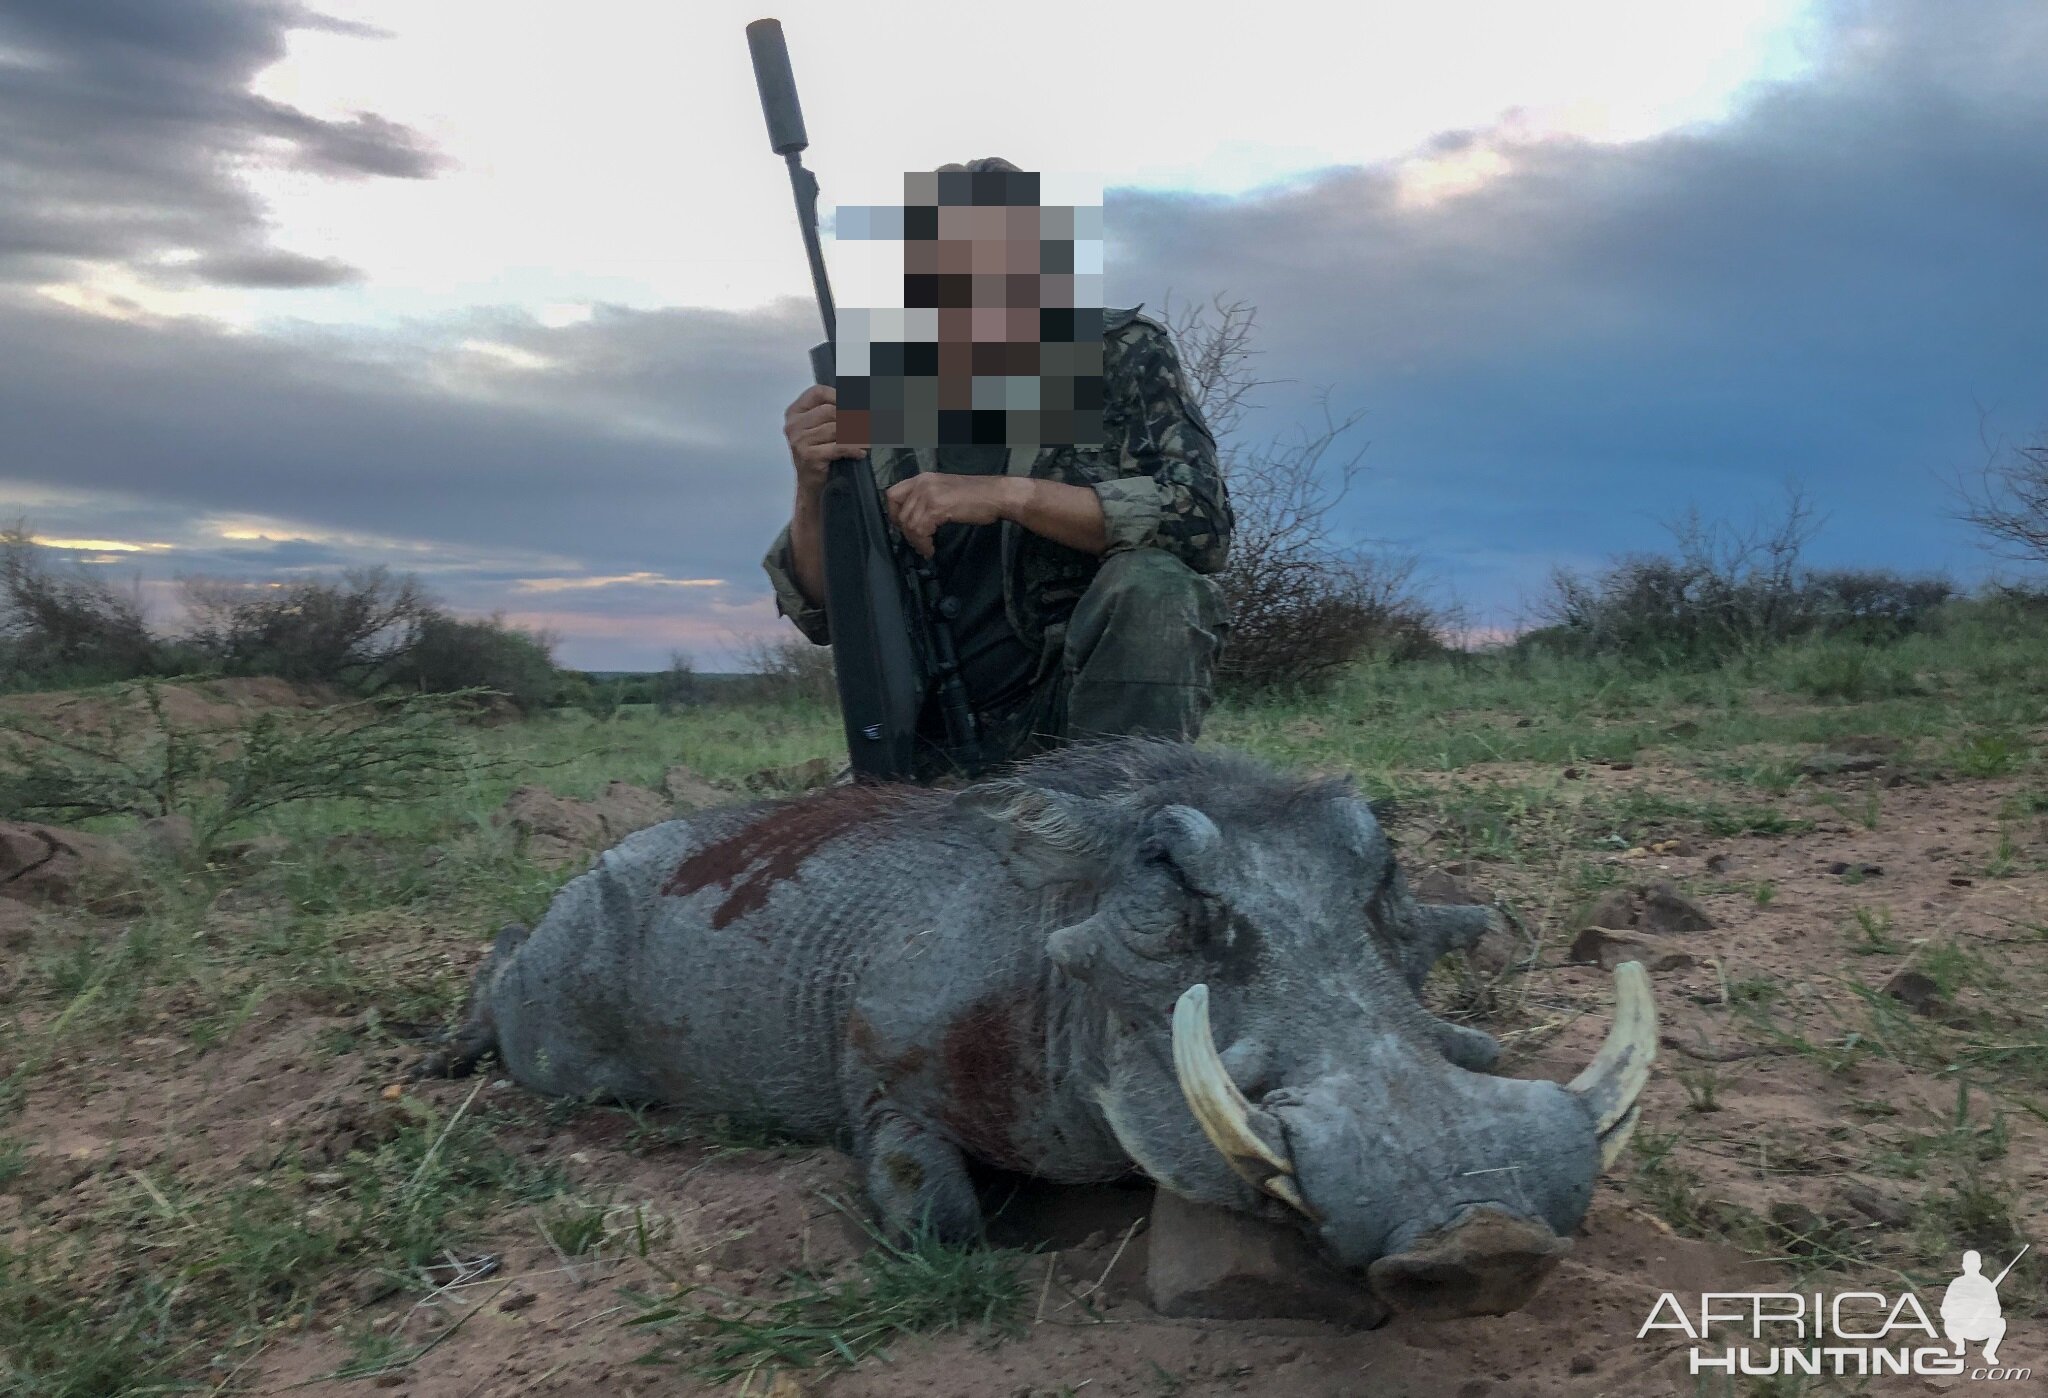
[{"xmin": 435, "ymin": 740, "xmax": 1652, "ymax": 1316}]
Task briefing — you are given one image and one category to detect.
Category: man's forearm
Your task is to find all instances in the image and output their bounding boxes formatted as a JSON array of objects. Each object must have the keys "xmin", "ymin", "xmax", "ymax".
[
  {"xmin": 1002, "ymin": 477, "xmax": 1108, "ymax": 556},
  {"xmin": 790, "ymin": 481, "xmax": 828, "ymax": 607}
]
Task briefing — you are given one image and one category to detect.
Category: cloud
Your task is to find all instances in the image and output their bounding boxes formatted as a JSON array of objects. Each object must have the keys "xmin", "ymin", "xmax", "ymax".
[
  {"xmin": 186, "ymin": 248, "xmax": 359, "ymax": 289},
  {"xmin": 0, "ymin": 0, "xmax": 440, "ymax": 288},
  {"xmin": 2, "ymin": 0, "xmax": 2044, "ymax": 667},
  {"xmin": 1107, "ymin": 0, "xmax": 2048, "ymax": 615}
]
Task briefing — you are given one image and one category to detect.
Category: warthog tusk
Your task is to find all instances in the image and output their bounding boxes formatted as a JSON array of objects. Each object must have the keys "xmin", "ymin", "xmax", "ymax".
[
  {"xmin": 1567, "ymin": 961, "xmax": 1658, "ymax": 1165},
  {"xmin": 1172, "ymin": 984, "xmax": 1315, "ymax": 1218}
]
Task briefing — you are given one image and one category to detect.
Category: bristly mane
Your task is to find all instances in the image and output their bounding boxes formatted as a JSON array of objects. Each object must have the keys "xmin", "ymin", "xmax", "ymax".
[{"xmin": 1001, "ymin": 738, "xmax": 1355, "ymax": 823}]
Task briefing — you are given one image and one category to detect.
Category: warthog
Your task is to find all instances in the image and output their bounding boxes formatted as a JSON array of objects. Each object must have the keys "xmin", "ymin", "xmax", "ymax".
[{"xmin": 427, "ymin": 740, "xmax": 1654, "ymax": 1317}]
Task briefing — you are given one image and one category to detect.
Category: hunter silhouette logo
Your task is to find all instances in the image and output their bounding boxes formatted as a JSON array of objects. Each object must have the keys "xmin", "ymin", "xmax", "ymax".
[
  {"xmin": 1639, "ymin": 1244, "xmax": 2031, "ymax": 1381},
  {"xmin": 1943, "ymin": 1247, "xmax": 2027, "ymax": 1366}
]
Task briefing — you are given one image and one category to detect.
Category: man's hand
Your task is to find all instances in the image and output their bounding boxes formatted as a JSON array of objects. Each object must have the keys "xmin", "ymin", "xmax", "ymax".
[
  {"xmin": 783, "ymin": 385, "xmax": 866, "ymax": 492},
  {"xmin": 885, "ymin": 474, "xmax": 1019, "ymax": 558}
]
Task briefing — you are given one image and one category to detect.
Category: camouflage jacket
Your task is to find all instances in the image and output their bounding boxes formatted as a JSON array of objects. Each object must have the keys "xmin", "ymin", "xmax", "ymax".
[{"xmin": 762, "ymin": 306, "xmax": 1233, "ymax": 659}]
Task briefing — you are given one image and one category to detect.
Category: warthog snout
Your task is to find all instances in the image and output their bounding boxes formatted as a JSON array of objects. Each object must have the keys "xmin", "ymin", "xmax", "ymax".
[{"xmin": 1365, "ymin": 1206, "xmax": 1571, "ymax": 1318}]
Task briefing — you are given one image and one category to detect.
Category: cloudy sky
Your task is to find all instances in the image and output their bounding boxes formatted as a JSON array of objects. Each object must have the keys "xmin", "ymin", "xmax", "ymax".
[{"xmin": 2, "ymin": 0, "xmax": 2042, "ymax": 669}]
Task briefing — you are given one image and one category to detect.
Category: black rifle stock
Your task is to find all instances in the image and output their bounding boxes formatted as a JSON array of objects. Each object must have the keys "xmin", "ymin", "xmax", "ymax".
[{"xmin": 745, "ymin": 18, "xmax": 980, "ymax": 783}]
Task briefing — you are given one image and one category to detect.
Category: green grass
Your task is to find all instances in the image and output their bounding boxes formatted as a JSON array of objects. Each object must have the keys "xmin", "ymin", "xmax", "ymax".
[{"xmin": 627, "ymin": 1212, "xmax": 1029, "ymax": 1384}]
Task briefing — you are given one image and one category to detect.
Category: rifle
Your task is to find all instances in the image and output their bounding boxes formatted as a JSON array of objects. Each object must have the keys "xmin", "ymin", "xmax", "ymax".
[{"xmin": 744, "ymin": 17, "xmax": 981, "ymax": 783}]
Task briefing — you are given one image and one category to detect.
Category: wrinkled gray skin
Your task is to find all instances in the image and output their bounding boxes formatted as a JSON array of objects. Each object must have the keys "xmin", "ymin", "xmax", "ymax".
[{"xmin": 431, "ymin": 741, "xmax": 1602, "ymax": 1314}]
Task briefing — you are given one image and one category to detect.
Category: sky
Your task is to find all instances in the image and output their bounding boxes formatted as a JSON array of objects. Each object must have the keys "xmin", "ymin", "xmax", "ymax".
[{"xmin": 1, "ymin": 0, "xmax": 2043, "ymax": 669}]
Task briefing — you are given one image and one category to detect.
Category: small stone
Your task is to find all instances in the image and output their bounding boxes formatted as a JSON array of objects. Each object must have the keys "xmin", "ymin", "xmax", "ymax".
[
  {"xmin": 1840, "ymin": 1182, "xmax": 1912, "ymax": 1228},
  {"xmin": 1640, "ymin": 882, "xmax": 1714, "ymax": 933},
  {"xmin": 1882, "ymin": 969, "xmax": 1941, "ymax": 1016},
  {"xmin": 1569, "ymin": 1354, "xmax": 1597, "ymax": 1374},
  {"xmin": 1948, "ymin": 876, "xmax": 1974, "ymax": 887},
  {"xmin": 1568, "ymin": 927, "xmax": 1689, "ymax": 973},
  {"xmin": 373, "ymin": 1375, "xmax": 405, "ymax": 1390},
  {"xmin": 498, "ymin": 1289, "xmax": 537, "ymax": 1313},
  {"xmin": 381, "ymin": 1084, "xmax": 403, "ymax": 1101},
  {"xmin": 1608, "ymin": 761, "xmax": 1634, "ymax": 772},
  {"xmin": 1584, "ymin": 889, "xmax": 1639, "ymax": 931},
  {"xmin": 352, "ymin": 1271, "xmax": 402, "ymax": 1306},
  {"xmin": 1514, "ymin": 717, "xmax": 1533, "ymax": 728},
  {"xmin": 1562, "ymin": 767, "xmax": 1582, "ymax": 780}
]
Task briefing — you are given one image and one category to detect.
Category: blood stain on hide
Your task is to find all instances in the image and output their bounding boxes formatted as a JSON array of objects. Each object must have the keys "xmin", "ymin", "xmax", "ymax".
[
  {"xmin": 661, "ymin": 785, "xmax": 914, "ymax": 928},
  {"xmin": 938, "ymin": 996, "xmax": 1044, "ymax": 1171}
]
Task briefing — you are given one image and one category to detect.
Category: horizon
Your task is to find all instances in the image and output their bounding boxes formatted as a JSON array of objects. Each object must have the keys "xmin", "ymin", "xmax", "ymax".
[{"xmin": 2, "ymin": 0, "xmax": 2043, "ymax": 670}]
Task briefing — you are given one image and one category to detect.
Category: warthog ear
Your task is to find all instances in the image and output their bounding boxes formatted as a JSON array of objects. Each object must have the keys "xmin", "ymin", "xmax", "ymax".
[{"xmin": 953, "ymin": 780, "xmax": 1140, "ymax": 887}]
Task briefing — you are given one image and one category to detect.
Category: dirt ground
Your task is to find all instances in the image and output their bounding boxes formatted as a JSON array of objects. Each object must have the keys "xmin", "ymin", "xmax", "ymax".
[{"xmin": 6, "ymin": 734, "xmax": 2045, "ymax": 1397}]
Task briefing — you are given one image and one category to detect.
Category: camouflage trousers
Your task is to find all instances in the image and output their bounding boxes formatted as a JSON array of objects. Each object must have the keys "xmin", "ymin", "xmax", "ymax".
[{"xmin": 942, "ymin": 548, "xmax": 1229, "ymax": 778}]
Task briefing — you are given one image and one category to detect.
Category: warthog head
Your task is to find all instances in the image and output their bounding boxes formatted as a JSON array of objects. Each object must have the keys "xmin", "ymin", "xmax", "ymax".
[{"xmin": 962, "ymin": 743, "xmax": 1653, "ymax": 1318}]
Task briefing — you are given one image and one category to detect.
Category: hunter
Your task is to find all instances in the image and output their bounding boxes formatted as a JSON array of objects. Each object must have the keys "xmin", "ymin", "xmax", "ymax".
[{"xmin": 762, "ymin": 159, "xmax": 1233, "ymax": 778}]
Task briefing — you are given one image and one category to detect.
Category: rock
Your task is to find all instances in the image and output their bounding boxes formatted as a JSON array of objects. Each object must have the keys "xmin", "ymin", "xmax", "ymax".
[
  {"xmin": 136, "ymin": 813, "xmax": 196, "ymax": 860},
  {"xmin": 1146, "ymin": 1191, "xmax": 1387, "ymax": 1328},
  {"xmin": 1465, "ymin": 919, "xmax": 1524, "ymax": 974},
  {"xmin": 1567, "ymin": 927, "xmax": 1694, "ymax": 973},
  {"xmin": 662, "ymin": 764, "xmax": 728, "ymax": 811},
  {"xmin": 1827, "ymin": 861, "xmax": 1884, "ymax": 879},
  {"xmin": 1639, "ymin": 882, "xmax": 1714, "ymax": 933},
  {"xmin": 1569, "ymin": 1354, "xmax": 1597, "ymax": 1375},
  {"xmin": 744, "ymin": 756, "xmax": 837, "ymax": 793},
  {"xmin": 352, "ymin": 1270, "xmax": 402, "ymax": 1306},
  {"xmin": 1584, "ymin": 889, "xmax": 1639, "ymax": 931},
  {"xmin": 0, "ymin": 820, "xmax": 143, "ymax": 911},
  {"xmin": 1608, "ymin": 761, "xmax": 1634, "ymax": 772},
  {"xmin": 1410, "ymin": 869, "xmax": 1491, "ymax": 906},
  {"xmin": 1882, "ymin": 969, "xmax": 1941, "ymax": 1016},
  {"xmin": 1840, "ymin": 1181, "xmax": 1912, "ymax": 1228},
  {"xmin": 498, "ymin": 1288, "xmax": 537, "ymax": 1313}
]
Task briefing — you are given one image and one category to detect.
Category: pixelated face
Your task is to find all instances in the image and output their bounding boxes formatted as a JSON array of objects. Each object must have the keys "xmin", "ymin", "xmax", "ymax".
[{"xmin": 833, "ymin": 168, "xmax": 1104, "ymax": 449}]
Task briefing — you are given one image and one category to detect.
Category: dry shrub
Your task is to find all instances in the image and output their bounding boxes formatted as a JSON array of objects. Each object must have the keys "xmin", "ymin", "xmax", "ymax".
[
  {"xmin": 1164, "ymin": 297, "xmax": 1446, "ymax": 693},
  {"xmin": 734, "ymin": 634, "xmax": 838, "ymax": 706},
  {"xmin": 182, "ymin": 567, "xmax": 434, "ymax": 687},
  {"xmin": 1, "ymin": 524, "xmax": 161, "ymax": 688},
  {"xmin": 1957, "ymin": 432, "xmax": 2048, "ymax": 570}
]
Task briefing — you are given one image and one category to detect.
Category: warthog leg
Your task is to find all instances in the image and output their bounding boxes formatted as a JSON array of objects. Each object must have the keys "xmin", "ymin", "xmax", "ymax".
[
  {"xmin": 859, "ymin": 1109, "xmax": 983, "ymax": 1246},
  {"xmin": 413, "ymin": 922, "xmax": 529, "ymax": 1080}
]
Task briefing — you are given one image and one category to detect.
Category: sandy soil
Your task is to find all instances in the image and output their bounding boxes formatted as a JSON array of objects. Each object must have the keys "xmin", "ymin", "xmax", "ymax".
[{"xmin": 7, "ymin": 742, "xmax": 2045, "ymax": 1397}]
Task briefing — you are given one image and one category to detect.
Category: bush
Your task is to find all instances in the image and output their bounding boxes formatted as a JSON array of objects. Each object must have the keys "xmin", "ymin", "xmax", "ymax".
[
  {"xmin": 0, "ymin": 683, "xmax": 477, "ymax": 852},
  {"xmin": 1957, "ymin": 433, "xmax": 2048, "ymax": 571},
  {"xmin": 734, "ymin": 635, "xmax": 838, "ymax": 706},
  {"xmin": 182, "ymin": 568, "xmax": 435, "ymax": 688},
  {"xmin": 383, "ymin": 613, "xmax": 565, "ymax": 713},
  {"xmin": 1164, "ymin": 299, "xmax": 1446, "ymax": 693},
  {"xmin": 1536, "ymin": 489, "xmax": 1952, "ymax": 662},
  {"xmin": 0, "ymin": 525, "xmax": 162, "ymax": 689}
]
